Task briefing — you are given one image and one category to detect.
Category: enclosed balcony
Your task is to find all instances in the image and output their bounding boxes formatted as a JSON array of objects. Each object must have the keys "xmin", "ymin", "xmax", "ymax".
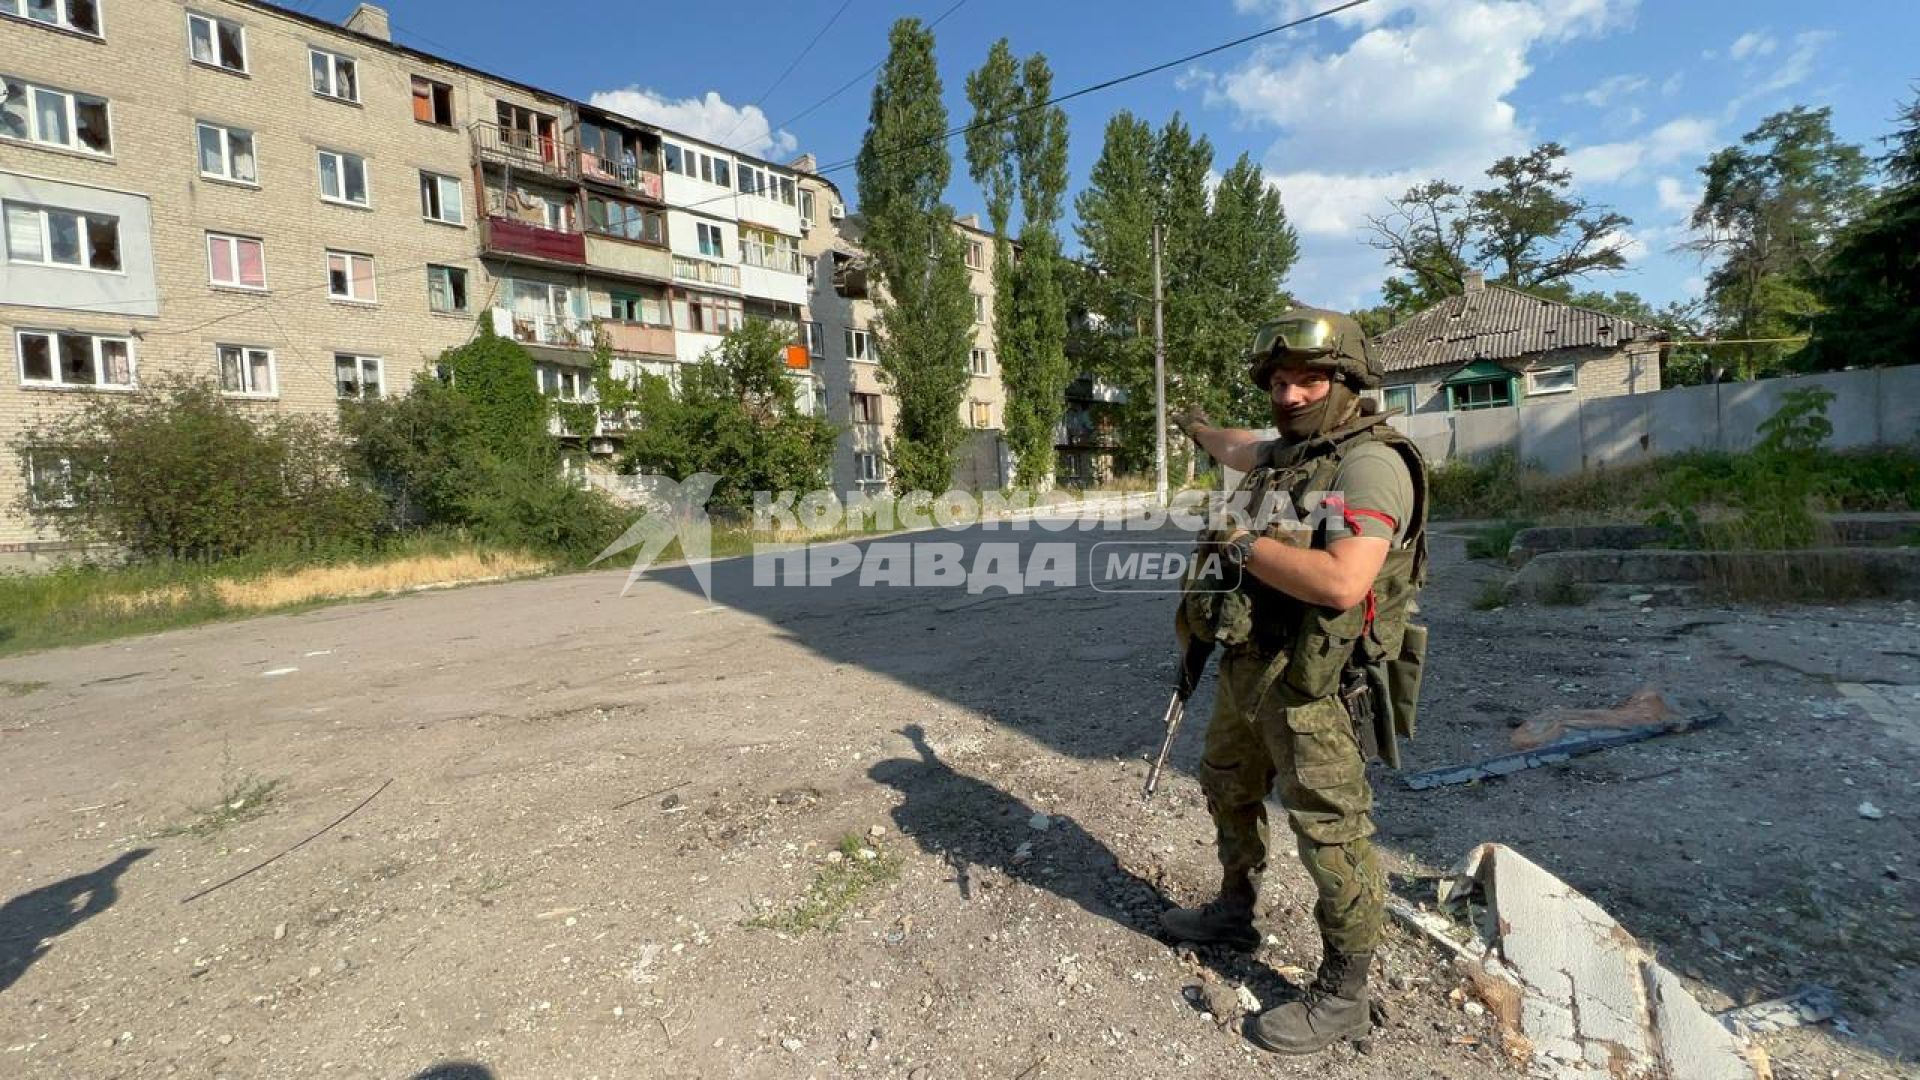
[
  {"xmin": 602, "ymin": 320, "xmax": 675, "ymax": 358},
  {"xmin": 576, "ymin": 118, "xmax": 665, "ymax": 202},
  {"xmin": 483, "ymin": 215, "xmax": 586, "ymax": 265}
]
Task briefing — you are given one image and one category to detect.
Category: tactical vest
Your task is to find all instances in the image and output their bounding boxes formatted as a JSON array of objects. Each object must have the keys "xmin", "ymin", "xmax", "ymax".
[{"xmin": 1179, "ymin": 412, "xmax": 1431, "ymax": 753}]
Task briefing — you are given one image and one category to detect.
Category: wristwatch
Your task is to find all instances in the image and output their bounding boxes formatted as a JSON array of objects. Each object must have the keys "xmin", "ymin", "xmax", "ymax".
[{"xmin": 1222, "ymin": 531, "xmax": 1256, "ymax": 571}]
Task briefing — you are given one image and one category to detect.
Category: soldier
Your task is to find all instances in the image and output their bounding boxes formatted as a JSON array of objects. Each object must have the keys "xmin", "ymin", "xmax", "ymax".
[{"xmin": 1163, "ymin": 308, "xmax": 1429, "ymax": 1055}]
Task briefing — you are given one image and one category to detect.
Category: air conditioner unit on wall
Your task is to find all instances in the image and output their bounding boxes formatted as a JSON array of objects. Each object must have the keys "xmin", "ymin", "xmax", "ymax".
[{"xmin": 829, "ymin": 204, "xmax": 845, "ymax": 221}]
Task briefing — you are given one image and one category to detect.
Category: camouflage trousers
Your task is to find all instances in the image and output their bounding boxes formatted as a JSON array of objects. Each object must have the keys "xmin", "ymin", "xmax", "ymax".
[{"xmin": 1199, "ymin": 645, "xmax": 1384, "ymax": 955}]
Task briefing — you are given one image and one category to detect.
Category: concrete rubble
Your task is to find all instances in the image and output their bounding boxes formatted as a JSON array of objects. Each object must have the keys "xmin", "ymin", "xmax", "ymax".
[{"xmin": 1425, "ymin": 843, "xmax": 1770, "ymax": 1080}]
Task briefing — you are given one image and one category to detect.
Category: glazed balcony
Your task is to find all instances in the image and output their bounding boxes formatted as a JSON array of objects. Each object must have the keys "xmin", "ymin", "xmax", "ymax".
[
  {"xmin": 602, "ymin": 320, "xmax": 675, "ymax": 358},
  {"xmin": 483, "ymin": 215, "xmax": 585, "ymax": 265},
  {"xmin": 577, "ymin": 150, "xmax": 664, "ymax": 201}
]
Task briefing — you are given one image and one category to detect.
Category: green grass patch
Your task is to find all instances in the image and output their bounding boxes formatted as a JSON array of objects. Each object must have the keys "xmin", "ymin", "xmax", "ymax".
[
  {"xmin": 744, "ymin": 834, "xmax": 902, "ymax": 935},
  {"xmin": 1471, "ymin": 581, "xmax": 1510, "ymax": 611},
  {"xmin": 1, "ymin": 679, "xmax": 49, "ymax": 696},
  {"xmin": 160, "ymin": 764, "xmax": 283, "ymax": 839},
  {"xmin": 1465, "ymin": 519, "xmax": 1533, "ymax": 561}
]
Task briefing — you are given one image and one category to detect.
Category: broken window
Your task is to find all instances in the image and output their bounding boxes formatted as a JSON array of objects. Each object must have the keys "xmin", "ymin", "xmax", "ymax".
[
  {"xmin": 851, "ymin": 393, "xmax": 882, "ymax": 425},
  {"xmin": 673, "ymin": 292, "xmax": 742, "ymax": 335},
  {"xmin": 310, "ymin": 48, "xmax": 359, "ymax": 103},
  {"xmin": 412, "ymin": 76, "xmax": 454, "ymax": 126},
  {"xmin": 216, "ymin": 345, "xmax": 275, "ymax": 396},
  {"xmin": 23, "ymin": 447, "xmax": 80, "ymax": 509},
  {"xmin": 207, "ymin": 232, "xmax": 266, "ymax": 289},
  {"xmin": 426, "ymin": 264, "xmax": 468, "ymax": 314},
  {"xmin": 419, "ymin": 171, "xmax": 464, "ymax": 224},
  {"xmin": 5, "ymin": 202, "xmax": 118, "ymax": 270},
  {"xmin": 326, "ymin": 250, "xmax": 375, "ymax": 302},
  {"xmin": 15, "ymin": 329, "xmax": 133, "ymax": 388},
  {"xmin": 188, "ymin": 11, "xmax": 247, "ymax": 73},
  {"xmin": 0, "ymin": 76, "xmax": 111, "ymax": 154},
  {"xmin": 318, "ymin": 149, "xmax": 369, "ymax": 206},
  {"xmin": 335, "ymin": 354, "xmax": 383, "ymax": 399},
  {"xmin": 7, "ymin": 0, "xmax": 100, "ymax": 36},
  {"xmin": 196, "ymin": 121, "xmax": 255, "ymax": 183}
]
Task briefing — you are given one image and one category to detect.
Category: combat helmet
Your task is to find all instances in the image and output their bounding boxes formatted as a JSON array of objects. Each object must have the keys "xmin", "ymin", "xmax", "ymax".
[{"xmin": 1247, "ymin": 308, "xmax": 1383, "ymax": 391}]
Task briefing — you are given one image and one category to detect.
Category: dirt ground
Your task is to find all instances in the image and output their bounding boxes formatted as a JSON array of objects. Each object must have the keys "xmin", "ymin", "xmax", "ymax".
[{"xmin": 1, "ymin": 520, "xmax": 1916, "ymax": 1079}]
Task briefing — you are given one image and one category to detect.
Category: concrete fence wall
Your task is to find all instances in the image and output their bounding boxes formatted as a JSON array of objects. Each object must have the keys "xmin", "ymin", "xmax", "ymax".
[{"xmin": 1390, "ymin": 366, "xmax": 1920, "ymax": 474}]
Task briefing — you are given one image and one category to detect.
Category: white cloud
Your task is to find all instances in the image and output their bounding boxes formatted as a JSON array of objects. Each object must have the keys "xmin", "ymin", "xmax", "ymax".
[
  {"xmin": 1728, "ymin": 31, "xmax": 1777, "ymax": 60},
  {"xmin": 587, "ymin": 87, "xmax": 797, "ymax": 160},
  {"xmin": 1600, "ymin": 226, "xmax": 1648, "ymax": 265},
  {"xmin": 1655, "ymin": 175, "xmax": 1699, "ymax": 214},
  {"xmin": 1565, "ymin": 73, "xmax": 1649, "ymax": 108},
  {"xmin": 1728, "ymin": 30, "xmax": 1833, "ymax": 112},
  {"xmin": 1563, "ymin": 116, "xmax": 1717, "ymax": 186},
  {"xmin": 1201, "ymin": 0, "xmax": 1640, "ymax": 302},
  {"xmin": 1660, "ymin": 72, "xmax": 1684, "ymax": 97}
]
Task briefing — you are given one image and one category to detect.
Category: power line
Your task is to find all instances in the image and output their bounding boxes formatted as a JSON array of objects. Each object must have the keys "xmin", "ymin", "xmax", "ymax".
[
  {"xmin": 764, "ymin": 0, "xmax": 973, "ymax": 135},
  {"xmin": 716, "ymin": 0, "xmax": 856, "ymax": 148}
]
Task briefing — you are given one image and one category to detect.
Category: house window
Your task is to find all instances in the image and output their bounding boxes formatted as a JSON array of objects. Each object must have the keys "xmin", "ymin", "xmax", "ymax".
[
  {"xmin": 1448, "ymin": 379, "xmax": 1512, "ymax": 411},
  {"xmin": 856, "ymin": 452, "xmax": 883, "ymax": 483},
  {"xmin": 412, "ymin": 76, "xmax": 454, "ymax": 126},
  {"xmin": 970, "ymin": 348, "xmax": 989, "ymax": 376},
  {"xmin": 326, "ymin": 250, "xmax": 375, "ymax": 302},
  {"xmin": 713, "ymin": 158, "xmax": 731, "ymax": 188},
  {"xmin": 812, "ymin": 382, "xmax": 828, "ymax": 417},
  {"xmin": 310, "ymin": 48, "xmax": 359, "ymax": 103},
  {"xmin": 335, "ymin": 354, "xmax": 383, "ymax": 399},
  {"xmin": 970, "ymin": 401, "xmax": 992, "ymax": 428},
  {"xmin": 799, "ymin": 189, "xmax": 816, "ymax": 225},
  {"xmin": 966, "ymin": 240, "xmax": 983, "ymax": 270},
  {"xmin": 740, "ymin": 227, "xmax": 800, "ymax": 274},
  {"xmin": 1382, "ymin": 386, "xmax": 1415, "ymax": 414},
  {"xmin": 536, "ymin": 363, "xmax": 591, "ymax": 401},
  {"xmin": 0, "ymin": 76, "xmax": 111, "ymax": 155},
  {"xmin": 802, "ymin": 320, "xmax": 824, "ymax": 357},
  {"xmin": 6, "ymin": 0, "xmax": 100, "ymax": 36},
  {"xmin": 427, "ymin": 264, "xmax": 467, "ymax": 313},
  {"xmin": 696, "ymin": 221, "xmax": 725, "ymax": 258},
  {"xmin": 318, "ymin": 149, "xmax": 369, "ymax": 206},
  {"xmin": 845, "ymin": 328, "xmax": 874, "ymax": 362},
  {"xmin": 206, "ymin": 232, "xmax": 266, "ymax": 289},
  {"xmin": 16, "ymin": 329, "xmax": 133, "ymax": 388},
  {"xmin": 610, "ymin": 291, "xmax": 665, "ymax": 325},
  {"xmin": 736, "ymin": 164, "xmax": 764, "ymax": 196},
  {"xmin": 851, "ymin": 392, "xmax": 881, "ymax": 425},
  {"xmin": 23, "ymin": 448, "xmax": 80, "ymax": 509},
  {"xmin": 495, "ymin": 101, "xmax": 557, "ymax": 159},
  {"xmin": 5, "ymin": 203, "xmax": 119, "ymax": 271},
  {"xmin": 586, "ymin": 196, "xmax": 662, "ymax": 244},
  {"xmin": 674, "ymin": 292, "xmax": 743, "ymax": 335},
  {"xmin": 216, "ymin": 344, "xmax": 275, "ymax": 397},
  {"xmin": 663, "ymin": 143, "xmax": 684, "ymax": 175},
  {"xmin": 196, "ymin": 122, "xmax": 256, "ymax": 184},
  {"xmin": 187, "ymin": 11, "xmax": 246, "ymax": 74},
  {"xmin": 1526, "ymin": 364, "xmax": 1577, "ymax": 396},
  {"xmin": 972, "ymin": 293, "xmax": 985, "ymax": 323},
  {"xmin": 419, "ymin": 171, "xmax": 464, "ymax": 224}
]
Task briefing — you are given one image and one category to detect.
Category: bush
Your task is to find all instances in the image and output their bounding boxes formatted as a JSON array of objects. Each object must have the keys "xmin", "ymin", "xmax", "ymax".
[{"xmin": 16, "ymin": 377, "xmax": 381, "ymax": 561}]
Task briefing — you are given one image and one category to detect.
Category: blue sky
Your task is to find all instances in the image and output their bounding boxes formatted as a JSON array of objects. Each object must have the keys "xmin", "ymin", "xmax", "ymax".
[{"xmin": 307, "ymin": 0, "xmax": 1916, "ymax": 311}]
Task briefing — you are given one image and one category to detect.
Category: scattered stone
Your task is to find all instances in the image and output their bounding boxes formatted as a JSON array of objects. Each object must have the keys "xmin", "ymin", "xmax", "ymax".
[
  {"xmin": 1628, "ymin": 594, "xmax": 1654, "ymax": 605},
  {"xmin": 1027, "ymin": 812, "xmax": 1052, "ymax": 831},
  {"xmin": 217, "ymin": 1034, "xmax": 233, "ymax": 1046},
  {"xmin": 1858, "ymin": 801, "xmax": 1884, "ymax": 820},
  {"xmin": 1236, "ymin": 985, "xmax": 1262, "ymax": 1013},
  {"xmin": 825, "ymin": 850, "xmax": 844, "ymax": 864},
  {"xmin": 857, "ymin": 848, "xmax": 878, "ymax": 861},
  {"xmin": 1719, "ymin": 986, "xmax": 1839, "ymax": 1037},
  {"xmin": 1463, "ymin": 1000, "xmax": 1486, "ymax": 1018},
  {"xmin": 329, "ymin": 958, "xmax": 348, "ymax": 974},
  {"xmin": 1011, "ymin": 841, "xmax": 1034, "ymax": 865},
  {"xmin": 869, "ymin": 824, "xmax": 886, "ymax": 838},
  {"xmin": 305, "ymin": 966, "xmax": 321, "ymax": 978},
  {"xmin": 781, "ymin": 1037, "xmax": 804, "ymax": 1052},
  {"xmin": 271, "ymin": 923, "xmax": 286, "ymax": 942},
  {"xmin": 660, "ymin": 793, "xmax": 682, "ymax": 811}
]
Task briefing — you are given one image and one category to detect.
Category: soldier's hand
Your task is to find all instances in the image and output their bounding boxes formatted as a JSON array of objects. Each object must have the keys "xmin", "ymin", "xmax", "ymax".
[{"xmin": 1171, "ymin": 403, "xmax": 1212, "ymax": 440}]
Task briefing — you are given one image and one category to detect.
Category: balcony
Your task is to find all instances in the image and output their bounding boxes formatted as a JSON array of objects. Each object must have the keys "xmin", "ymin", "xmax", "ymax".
[
  {"xmin": 483, "ymin": 215, "xmax": 585, "ymax": 265},
  {"xmin": 471, "ymin": 121, "xmax": 575, "ymax": 183},
  {"xmin": 584, "ymin": 234, "xmax": 673, "ymax": 281},
  {"xmin": 673, "ymin": 256, "xmax": 740, "ymax": 290},
  {"xmin": 741, "ymin": 242, "xmax": 803, "ymax": 276},
  {"xmin": 490, "ymin": 308, "xmax": 594, "ymax": 350},
  {"xmin": 603, "ymin": 320, "xmax": 675, "ymax": 358},
  {"xmin": 577, "ymin": 150, "xmax": 664, "ymax": 201}
]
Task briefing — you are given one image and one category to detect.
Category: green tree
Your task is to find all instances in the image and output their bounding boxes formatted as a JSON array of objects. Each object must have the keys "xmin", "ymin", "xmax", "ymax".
[
  {"xmin": 1368, "ymin": 144, "xmax": 1633, "ymax": 317},
  {"xmin": 1071, "ymin": 113, "xmax": 1158, "ymax": 473},
  {"xmin": 1202, "ymin": 154, "xmax": 1300, "ymax": 427},
  {"xmin": 1688, "ymin": 106, "xmax": 1871, "ymax": 379},
  {"xmin": 1805, "ymin": 91, "xmax": 1920, "ymax": 369},
  {"xmin": 856, "ymin": 18, "xmax": 974, "ymax": 493},
  {"xmin": 618, "ymin": 320, "xmax": 838, "ymax": 514},
  {"xmin": 965, "ymin": 41, "xmax": 1072, "ymax": 487}
]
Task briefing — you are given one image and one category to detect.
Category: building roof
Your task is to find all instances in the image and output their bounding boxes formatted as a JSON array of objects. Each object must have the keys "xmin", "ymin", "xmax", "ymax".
[{"xmin": 1372, "ymin": 279, "xmax": 1666, "ymax": 374}]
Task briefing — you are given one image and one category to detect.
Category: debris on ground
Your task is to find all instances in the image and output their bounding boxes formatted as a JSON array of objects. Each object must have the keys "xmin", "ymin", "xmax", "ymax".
[
  {"xmin": 1718, "ymin": 985, "xmax": 1840, "ymax": 1038},
  {"xmin": 1509, "ymin": 687, "xmax": 1671, "ymax": 750},
  {"xmin": 1403, "ymin": 713, "xmax": 1724, "ymax": 790}
]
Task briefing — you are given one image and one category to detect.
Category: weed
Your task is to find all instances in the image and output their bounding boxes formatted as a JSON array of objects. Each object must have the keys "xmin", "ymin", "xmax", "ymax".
[
  {"xmin": 1466, "ymin": 520, "xmax": 1533, "ymax": 561},
  {"xmin": 163, "ymin": 760, "xmax": 282, "ymax": 839},
  {"xmin": 1, "ymin": 679, "xmax": 47, "ymax": 696},
  {"xmin": 1538, "ymin": 578, "xmax": 1591, "ymax": 607},
  {"xmin": 1472, "ymin": 582, "xmax": 1510, "ymax": 611},
  {"xmin": 744, "ymin": 834, "xmax": 901, "ymax": 934}
]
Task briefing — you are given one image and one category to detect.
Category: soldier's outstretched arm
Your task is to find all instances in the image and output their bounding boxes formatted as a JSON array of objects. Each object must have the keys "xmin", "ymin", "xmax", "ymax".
[
  {"xmin": 1171, "ymin": 405, "xmax": 1263, "ymax": 473},
  {"xmin": 1231, "ymin": 532, "xmax": 1389, "ymax": 612}
]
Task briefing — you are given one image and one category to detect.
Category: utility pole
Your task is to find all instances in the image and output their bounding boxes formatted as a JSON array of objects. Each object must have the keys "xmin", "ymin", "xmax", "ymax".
[{"xmin": 1152, "ymin": 222, "xmax": 1167, "ymax": 507}]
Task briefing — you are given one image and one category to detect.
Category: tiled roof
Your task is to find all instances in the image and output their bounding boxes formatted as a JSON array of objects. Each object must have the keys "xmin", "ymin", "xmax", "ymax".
[{"xmin": 1373, "ymin": 284, "xmax": 1666, "ymax": 374}]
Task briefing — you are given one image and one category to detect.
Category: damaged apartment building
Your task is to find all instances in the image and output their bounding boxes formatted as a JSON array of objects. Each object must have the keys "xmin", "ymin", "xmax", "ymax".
[{"xmin": 0, "ymin": 0, "xmax": 1014, "ymax": 564}]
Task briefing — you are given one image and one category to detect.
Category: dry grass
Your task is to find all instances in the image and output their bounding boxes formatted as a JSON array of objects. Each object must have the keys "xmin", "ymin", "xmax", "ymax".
[
  {"xmin": 212, "ymin": 549, "xmax": 550, "ymax": 611},
  {"xmin": 90, "ymin": 584, "xmax": 196, "ymax": 614}
]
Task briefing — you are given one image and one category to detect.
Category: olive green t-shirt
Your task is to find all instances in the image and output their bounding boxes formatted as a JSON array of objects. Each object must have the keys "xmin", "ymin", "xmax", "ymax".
[{"xmin": 1257, "ymin": 440, "xmax": 1413, "ymax": 546}]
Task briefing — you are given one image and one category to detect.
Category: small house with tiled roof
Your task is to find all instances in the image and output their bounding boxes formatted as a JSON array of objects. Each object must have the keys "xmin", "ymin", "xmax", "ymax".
[{"xmin": 1370, "ymin": 273, "xmax": 1665, "ymax": 415}]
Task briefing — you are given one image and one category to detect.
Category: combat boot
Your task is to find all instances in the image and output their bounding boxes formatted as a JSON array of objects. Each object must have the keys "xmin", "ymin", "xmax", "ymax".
[
  {"xmin": 1158, "ymin": 872, "xmax": 1260, "ymax": 950},
  {"xmin": 1248, "ymin": 947, "xmax": 1373, "ymax": 1054}
]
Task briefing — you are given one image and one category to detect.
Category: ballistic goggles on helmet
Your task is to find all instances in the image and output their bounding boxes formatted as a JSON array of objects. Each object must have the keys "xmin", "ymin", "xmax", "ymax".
[{"xmin": 1250, "ymin": 316, "xmax": 1339, "ymax": 360}]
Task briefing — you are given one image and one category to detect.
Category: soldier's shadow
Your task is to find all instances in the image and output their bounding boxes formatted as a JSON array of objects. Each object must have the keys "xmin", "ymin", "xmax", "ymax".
[{"xmin": 867, "ymin": 723, "xmax": 1298, "ymax": 1013}]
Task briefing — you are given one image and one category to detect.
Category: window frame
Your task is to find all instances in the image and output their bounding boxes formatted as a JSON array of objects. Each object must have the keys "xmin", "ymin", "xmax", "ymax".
[
  {"xmin": 855, "ymin": 452, "xmax": 883, "ymax": 483},
  {"xmin": 535, "ymin": 363, "xmax": 592, "ymax": 402},
  {"xmin": 205, "ymin": 231, "xmax": 266, "ymax": 290},
  {"xmin": 411, "ymin": 75, "xmax": 454, "ymax": 127},
  {"xmin": 334, "ymin": 353, "xmax": 384, "ymax": 400},
  {"xmin": 15, "ymin": 327, "xmax": 135, "ymax": 390},
  {"xmin": 195, "ymin": 120, "xmax": 257, "ymax": 185},
  {"xmin": 325, "ymin": 249, "xmax": 376, "ymax": 303},
  {"xmin": 22, "ymin": 446, "xmax": 81, "ymax": 509},
  {"xmin": 418, "ymin": 170, "xmax": 464, "ymax": 225},
  {"xmin": 308, "ymin": 47, "xmax": 359, "ymax": 104},
  {"xmin": 696, "ymin": 221, "xmax": 725, "ymax": 259},
  {"xmin": 316, "ymin": 148, "xmax": 370, "ymax": 207},
  {"xmin": 845, "ymin": 328, "xmax": 874, "ymax": 363},
  {"xmin": 215, "ymin": 343, "xmax": 277, "ymax": 398},
  {"xmin": 965, "ymin": 240, "xmax": 983, "ymax": 270},
  {"xmin": 969, "ymin": 348, "xmax": 989, "ymax": 376},
  {"xmin": 1525, "ymin": 363, "xmax": 1577, "ymax": 396},
  {"xmin": 970, "ymin": 400, "xmax": 992, "ymax": 428},
  {"xmin": 4, "ymin": 0, "xmax": 101, "ymax": 38},
  {"xmin": 426, "ymin": 263, "xmax": 469, "ymax": 314},
  {"xmin": 851, "ymin": 392, "xmax": 882, "ymax": 426},
  {"xmin": 1381, "ymin": 385, "xmax": 1415, "ymax": 414},
  {"xmin": 5, "ymin": 201, "xmax": 121, "ymax": 272},
  {"xmin": 186, "ymin": 10, "xmax": 247, "ymax": 75},
  {"xmin": 972, "ymin": 293, "xmax": 986, "ymax": 323},
  {"xmin": 1447, "ymin": 378, "xmax": 1513, "ymax": 412},
  {"xmin": 0, "ymin": 76, "xmax": 113, "ymax": 156}
]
